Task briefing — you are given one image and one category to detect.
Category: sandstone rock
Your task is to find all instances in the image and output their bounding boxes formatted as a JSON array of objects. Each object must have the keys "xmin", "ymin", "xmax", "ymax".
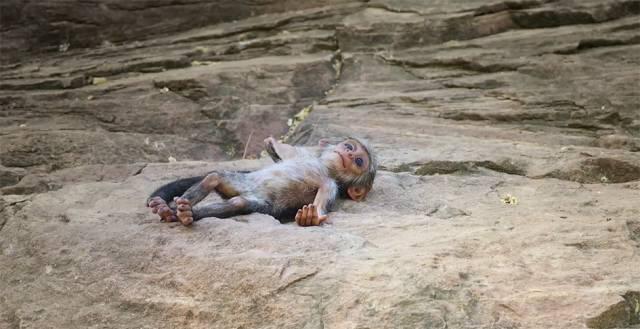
[
  {"xmin": 0, "ymin": 165, "xmax": 26, "ymax": 188},
  {"xmin": 1, "ymin": 1, "xmax": 639, "ymax": 328}
]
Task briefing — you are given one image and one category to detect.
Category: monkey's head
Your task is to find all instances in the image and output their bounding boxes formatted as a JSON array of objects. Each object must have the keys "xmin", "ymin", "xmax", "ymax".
[{"xmin": 321, "ymin": 137, "xmax": 378, "ymax": 201}]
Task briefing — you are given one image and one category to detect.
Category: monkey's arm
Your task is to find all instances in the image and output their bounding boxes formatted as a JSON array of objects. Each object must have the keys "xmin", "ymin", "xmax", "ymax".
[
  {"xmin": 264, "ymin": 137, "xmax": 298, "ymax": 162},
  {"xmin": 313, "ymin": 180, "xmax": 338, "ymax": 216},
  {"xmin": 295, "ymin": 180, "xmax": 338, "ymax": 226},
  {"xmin": 264, "ymin": 137, "xmax": 326, "ymax": 162}
]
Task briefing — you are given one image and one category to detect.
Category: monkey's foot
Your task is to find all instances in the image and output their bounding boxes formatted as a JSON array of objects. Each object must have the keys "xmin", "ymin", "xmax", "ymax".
[
  {"xmin": 175, "ymin": 197, "xmax": 194, "ymax": 226},
  {"xmin": 147, "ymin": 196, "xmax": 178, "ymax": 222}
]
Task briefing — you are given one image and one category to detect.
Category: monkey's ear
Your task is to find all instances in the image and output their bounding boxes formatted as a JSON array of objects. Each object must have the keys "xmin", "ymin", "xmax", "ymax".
[
  {"xmin": 347, "ymin": 186, "xmax": 368, "ymax": 201},
  {"xmin": 318, "ymin": 138, "xmax": 330, "ymax": 147}
]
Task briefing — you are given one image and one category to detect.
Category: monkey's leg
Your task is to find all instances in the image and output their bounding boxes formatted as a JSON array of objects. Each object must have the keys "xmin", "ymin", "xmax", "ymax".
[
  {"xmin": 175, "ymin": 196, "xmax": 271, "ymax": 225},
  {"xmin": 180, "ymin": 172, "xmax": 241, "ymax": 203},
  {"xmin": 174, "ymin": 172, "xmax": 246, "ymax": 225},
  {"xmin": 147, "ymin": 175, "xmax": 205, "ymax": 222}
]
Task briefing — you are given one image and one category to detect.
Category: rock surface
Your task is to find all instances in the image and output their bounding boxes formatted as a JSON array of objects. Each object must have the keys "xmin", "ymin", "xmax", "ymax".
[{"xmin": 1, "ymin": 1, "xmax": 639, "ymax": 328}]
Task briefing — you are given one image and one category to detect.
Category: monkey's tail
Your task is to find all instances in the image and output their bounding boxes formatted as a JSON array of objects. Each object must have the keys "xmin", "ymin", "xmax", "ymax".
[{"xmin": 146, "ymin": 175, "xmax": 206, "ymax": 205}]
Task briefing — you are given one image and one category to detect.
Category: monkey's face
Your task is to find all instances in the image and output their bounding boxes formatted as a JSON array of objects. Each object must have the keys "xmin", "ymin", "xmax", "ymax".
[
  {"xmin": 321, "ymin": 138, "xmax": 375, "ymax": 201},
  {"xmin": 331, "ymin": 139, "xmax": 370, "ymax": 176}
]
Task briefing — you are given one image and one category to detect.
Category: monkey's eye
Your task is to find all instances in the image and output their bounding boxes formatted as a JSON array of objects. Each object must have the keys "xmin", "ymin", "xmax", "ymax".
[
  {"xmin": 345, "ymin": 143, "xmax": 354, "ymax": 151},
  {"xmin": 355, "ymin": 158, "xmax": 364, "ymax": 167}
]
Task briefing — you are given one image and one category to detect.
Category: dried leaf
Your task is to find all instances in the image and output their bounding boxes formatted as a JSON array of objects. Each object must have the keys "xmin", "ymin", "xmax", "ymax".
[
  {"xmin": 501, "ymin": 194, "xmax": 518, "ymax": 205},
  {"xmin": 92, "ymin": 77, "xmax": 108, "ymax": 85}
]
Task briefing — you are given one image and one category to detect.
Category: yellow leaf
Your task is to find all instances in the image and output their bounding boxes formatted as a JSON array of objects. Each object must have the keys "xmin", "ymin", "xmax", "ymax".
[
  {"xmin": 501, "ymin": 194, "xmax": 518, "ymax": 205},
  {"xmin": 92, "ymin": 77, "xmax": 108, "ymax": 85}
]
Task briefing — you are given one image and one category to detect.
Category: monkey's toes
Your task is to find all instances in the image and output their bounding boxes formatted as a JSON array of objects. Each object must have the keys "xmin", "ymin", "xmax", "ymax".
[
  {"xmin": 157, "ymin": 205, "xmax": 178, "ymax": 222},
  {"xmin": 176, "ymin": 201, "xmax": 192, "ymax": 211},
  {"xmin": 175, "ymin": 197, "xmax": 191, "ymax": 205},
  {"xmin": 178, "ymin": 214, "xmax": 193, "ymax": 226},
  {"xmin": 147, "ymin": 197, "xmax": 177, "ymax": 222},
  {"xmin": 148, "ymin": 196, "xmax": 164, "ymax": 207},
  {"xmin": 175, "ymin": 198, "xmax": 194, "ymax": 226},
  {"xmin": 177, "ymin": 209, "xmax": 193, "ymax": 226}
]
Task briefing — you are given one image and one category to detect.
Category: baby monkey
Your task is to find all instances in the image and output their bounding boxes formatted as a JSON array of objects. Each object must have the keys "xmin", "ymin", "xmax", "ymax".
[{"xmin": 147, "ymin": 137, "xmax": 377, "ymax": 226}]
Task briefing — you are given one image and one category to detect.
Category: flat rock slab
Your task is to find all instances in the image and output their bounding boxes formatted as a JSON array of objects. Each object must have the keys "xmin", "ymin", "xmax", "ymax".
[
  {"xmin": 1, "ymin": 161, "xmax": 639, "ymax": 328},
  {"xmin": 1, "ymin": 0, "xmax": 640, "ymax": 328}
]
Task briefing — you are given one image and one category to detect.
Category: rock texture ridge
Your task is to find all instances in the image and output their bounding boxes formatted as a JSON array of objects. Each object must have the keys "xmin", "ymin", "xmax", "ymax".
[{"xmin": 1, "ymin": 1, "xmax": 639, "ymax": 329}]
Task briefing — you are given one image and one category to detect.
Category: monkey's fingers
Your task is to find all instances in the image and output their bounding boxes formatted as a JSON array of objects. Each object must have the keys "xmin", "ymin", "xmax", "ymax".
[
  {"xmin": 295, "ymin": 209, "xmax": 304, "ymax": 226},
  {"xmin": 301, "ymin": 205, "xmax": 310, "ymax": 226},
  {"xmin": 307, "ymin": 205, "xmax": 317, "ymax": 226},
  {"xmin": 308, "ymin": 205, "xmax": 327, "ymax": 226},
  {"xmin": 296, "ymin": 205, "xmax": 312, "ymax": 226},
  {"xmin": 309, "ymin": 205, "xmax": 321, "ymax": 226}
]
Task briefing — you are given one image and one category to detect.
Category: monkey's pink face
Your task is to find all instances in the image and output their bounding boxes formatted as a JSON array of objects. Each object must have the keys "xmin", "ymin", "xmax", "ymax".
[{"xmin": 332, "ymin": 139, "xmax": 370, "ymax": 175}]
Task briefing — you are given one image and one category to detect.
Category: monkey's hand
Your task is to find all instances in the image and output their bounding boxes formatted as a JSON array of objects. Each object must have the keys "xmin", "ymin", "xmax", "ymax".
[
  {"xmin": 264, "ymin": 136, "xmax": 282, "ymax": 162},
  {"xmin": 295, "ymin": 204, "xmax": 328, "ymax": 227},
  {"xmin": 264, "ymin": 136, "xmax": 303, "ymax": 161}
]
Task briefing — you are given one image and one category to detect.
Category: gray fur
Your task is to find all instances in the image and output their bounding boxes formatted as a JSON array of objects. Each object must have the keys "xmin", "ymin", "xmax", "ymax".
[{"xmin": 148, "ymin": 138, "xmax": 376, "ymax": 222}]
